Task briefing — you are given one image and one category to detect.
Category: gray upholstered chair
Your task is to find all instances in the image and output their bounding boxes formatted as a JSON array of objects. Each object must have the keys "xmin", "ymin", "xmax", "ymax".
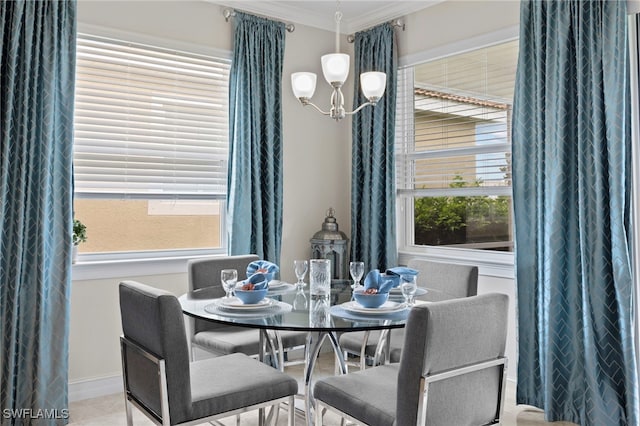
[
  {"xmin": 316, "ymin": 293, "xmax": 508, "ymax": 426},
  {"xmin": 119, "ymin": 280, "xmax": 297, "ymax": 426},
  {"xmin": 339, "ymin": 260, "xmax": 479, "ymax": 368},
  {"xmin": 408, "ymin": 258, "xmax": 479, "ymax": 299},
  {"xmin": 188, "ymin": 255, "xmax": 307, "ymax": 365}
]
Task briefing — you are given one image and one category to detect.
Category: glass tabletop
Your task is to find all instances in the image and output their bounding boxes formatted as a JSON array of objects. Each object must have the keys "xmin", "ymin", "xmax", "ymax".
[{"xmin": 179, "ymin": 281, "xmax": 411, "ymax": 332}]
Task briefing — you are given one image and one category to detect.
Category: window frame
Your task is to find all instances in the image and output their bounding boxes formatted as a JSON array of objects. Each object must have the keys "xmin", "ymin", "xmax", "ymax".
[
  {"xmin": 396, "ymin": 27, "xmax": 519, "ymax": 278},
  {"xmin": 72, "ymin": 24, "xmax": 232, "ymax": 276}
]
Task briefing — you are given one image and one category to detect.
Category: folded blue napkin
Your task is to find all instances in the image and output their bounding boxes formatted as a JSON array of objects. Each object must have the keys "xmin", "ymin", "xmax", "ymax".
[
  {"xmin": 247, "ymin": 260, "xmax": 279, "ymax": 281},
  {"xmin": 363, "ymin": 269, "xmax": 396, "ymax": 294},
  {"xmin": 385, "ymin": 267, "xmax": 419, "ymax": 277},
  {"xmin": 240, "ymin": 273, "xmax": 269, "ymax": 290}
]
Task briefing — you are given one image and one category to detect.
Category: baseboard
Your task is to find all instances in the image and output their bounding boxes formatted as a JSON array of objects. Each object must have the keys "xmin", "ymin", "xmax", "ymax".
[{"xmin": 69, "ymin": 375, "xmax": 123, "ymax": 402}]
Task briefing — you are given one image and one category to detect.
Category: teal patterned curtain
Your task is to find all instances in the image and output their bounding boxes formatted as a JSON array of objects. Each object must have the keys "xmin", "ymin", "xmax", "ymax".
[
  {"xmin": 512, "ymin": 1, "xmax": 639, "ymax": 425},
  {"xmin": 351, "ymin": 23, "xmax": 397, "ymax": 271},
  {"xmin": 227, "ymin": 12, "xmax": 285, "ymax": 264},
  {"xmin": 0, "ymin": 1, "xmax": 76, "ymax": 424}
]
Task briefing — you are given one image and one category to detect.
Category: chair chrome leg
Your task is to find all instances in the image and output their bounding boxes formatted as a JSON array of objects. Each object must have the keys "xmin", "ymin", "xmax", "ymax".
[
  {"xmin": 359, "ymin": 331, "xmax": 371, "ymax": 371},
  {"xmin": 288, "ymin": 396, "xmax": 295, "ymax": 426},
  {"xmin": 315, "ymin": 401, "xmax": 323, "ymax": 425},
  {"xmin": 124, "ymin": 398, "xmax": 133, "ymax": 426}
]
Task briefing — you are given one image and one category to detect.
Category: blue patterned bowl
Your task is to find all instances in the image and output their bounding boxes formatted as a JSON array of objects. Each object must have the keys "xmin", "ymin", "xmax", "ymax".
[
  {"xmin": 235, "ymin": 288, "xmax": 268, "ymax": 304},
  {"xmin": 353, "ymin": 290, "xmax": 388, "ymax": 308}
]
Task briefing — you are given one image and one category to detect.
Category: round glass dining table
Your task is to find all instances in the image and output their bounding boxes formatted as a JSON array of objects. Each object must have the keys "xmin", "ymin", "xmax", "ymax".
[{"xmin": 179, "ymin": 281, "xmax": 411, "ymax": 425}]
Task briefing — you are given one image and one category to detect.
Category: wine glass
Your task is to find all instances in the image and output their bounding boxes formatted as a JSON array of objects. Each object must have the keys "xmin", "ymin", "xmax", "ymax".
[
  {"xmin": 221, "ymin": 269, "xmax": 238, "ymax": 298},
  {"xmin": 294, "ymin": 259, "xmax": 308, "ymax": 288},
  {"xmin": 400, "ymin": 274, "xmax": 417, "ymax": 306},
  {"xmin": 349, "ymin": 261, "xmax": 365, "ymax": 290},
  {"xmin": 293, "ymin": 286, "xmax": 308, "ymax": 310}
]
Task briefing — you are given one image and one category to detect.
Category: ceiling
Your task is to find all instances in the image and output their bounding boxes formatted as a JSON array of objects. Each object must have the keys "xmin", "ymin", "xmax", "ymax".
[{"xmin": 209, "ymin": 1, "xmax": 444, "ymax": 34}]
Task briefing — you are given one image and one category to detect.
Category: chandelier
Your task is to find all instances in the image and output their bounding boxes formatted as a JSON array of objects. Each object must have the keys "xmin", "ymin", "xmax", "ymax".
[{"xmin": 290, "ymin": 3, "xmax": 387, "ymax": 121}]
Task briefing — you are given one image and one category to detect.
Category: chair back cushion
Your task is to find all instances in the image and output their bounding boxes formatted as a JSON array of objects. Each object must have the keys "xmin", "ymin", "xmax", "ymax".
[
  {"xmin": 188, "ymin": 254, "xmax": 260, "ymax": 291},
  {"xmin": 119, "ymin": 281, "xmax": 192, "ymax": 424},
  {"xmin": 407, "ymin": 259, "xmax": 478, "ymax": 298},
  {"xmin": 396, "ymin": 293, "xmax": 508, "ymax": 425},
  {"xmin": 188, "ymin": 255, "xmax": 259, "ymax": 333}
]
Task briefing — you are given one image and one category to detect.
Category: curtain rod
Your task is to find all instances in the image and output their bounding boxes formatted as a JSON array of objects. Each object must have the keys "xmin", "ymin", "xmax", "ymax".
[
  {"xmin": 347, "ymin": 19, "xmax": 405, "ymax": 43},
  {"xmin": 223, "ymin": 8, "xmax": 296, "ymax": 33}
]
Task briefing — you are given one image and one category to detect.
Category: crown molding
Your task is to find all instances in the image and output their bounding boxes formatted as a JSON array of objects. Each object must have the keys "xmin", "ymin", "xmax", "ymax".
[
  {"xmin": 208, "ymin": 1, "xmax": 442, "ymax": 34},
  {"xmin": 212, "ymin": 1, "xmax": 332, "ymax": 31},
  {"xmin": 346, "ymin": 1, "xmax": 443, "ymax": 34}
]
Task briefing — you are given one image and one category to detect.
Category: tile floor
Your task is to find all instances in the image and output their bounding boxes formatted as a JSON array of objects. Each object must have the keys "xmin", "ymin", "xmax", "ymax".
[{"xmin": 68, "ymin": 353, "xmax": 577, "ymax": 426}]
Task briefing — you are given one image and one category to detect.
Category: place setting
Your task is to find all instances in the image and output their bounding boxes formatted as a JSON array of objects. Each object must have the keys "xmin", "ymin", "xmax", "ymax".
[
  {"xmin": 204, "ymin": 260, "xmax": 293, "ymax": 317},
  {"xmin": 330, "ymin": 265, "xmax": 421, "ymax": 320}
]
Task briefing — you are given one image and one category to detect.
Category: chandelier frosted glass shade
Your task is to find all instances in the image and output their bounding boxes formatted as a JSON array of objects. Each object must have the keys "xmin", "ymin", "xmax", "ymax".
[
  {"xmin": 290, "ymin": 6, "xmax": 387, "ymax": 120},
  {"xmin": 291, "ymin": 72, "xmax": 317, "ymax": 99},
  {"xmin": 360, "ymin": 72, "xmax": 386, "ymax": 101},
  {"xmin": 321, "ymin": 53, "xmax": 350, "ymax": 85}
]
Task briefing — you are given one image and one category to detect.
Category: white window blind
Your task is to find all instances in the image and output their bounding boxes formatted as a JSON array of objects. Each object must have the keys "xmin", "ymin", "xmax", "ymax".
[
  {"xmin": 74, "ymin": 34, "xmax": 230, "ymax": 199},
  {"xmin": 396, "ymin": 40, "xmax": 518, "ymax": 198}
]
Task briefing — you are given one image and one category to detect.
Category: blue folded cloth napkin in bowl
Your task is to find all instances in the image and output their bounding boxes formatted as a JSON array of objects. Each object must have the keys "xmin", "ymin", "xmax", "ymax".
[
  {"xmin": 385, "ymin": 267, "xmax": 419, "ymax": 286},
  {"xmin": 363, "ymin": 269, "xmax": 396, "ymax": 294},
  {"xmin": 239, "ymin": 273, "xmax": 269, "ymax": 290},
  {"xmin": 385, "ymin": 267, "xmax": 419, "ymax": 277},
  {"xmin": 246, "ymin": 260, "xmax": 279, "ymax": 282}
]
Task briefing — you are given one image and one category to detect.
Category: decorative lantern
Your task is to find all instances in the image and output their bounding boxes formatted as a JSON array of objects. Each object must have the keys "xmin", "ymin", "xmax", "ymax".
[{"xmin": 310, "ymin": 208, "xmax": 349, "ymax": 282}]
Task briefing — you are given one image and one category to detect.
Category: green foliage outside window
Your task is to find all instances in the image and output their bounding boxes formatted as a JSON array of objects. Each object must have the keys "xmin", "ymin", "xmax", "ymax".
[
  {"xmin": 73, "ymin": 219, "xmax": 88, "ymax": 246},
  {"xmin": 414, "ymin": 175, "xmax": 511, "ymax": 248}
]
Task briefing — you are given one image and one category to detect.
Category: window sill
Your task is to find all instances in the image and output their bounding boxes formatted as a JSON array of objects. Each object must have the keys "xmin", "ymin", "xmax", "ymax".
[
  {"xmin": 71, "ymin": 250, "xmax": 224, "ymax": 281},
  {"xmin": 71, "ymin": 248, "xmax": 514, "ymax": 281},
  {"xmin": 398, "ymin": 246, "xmax": 514, "ymax": 279}
]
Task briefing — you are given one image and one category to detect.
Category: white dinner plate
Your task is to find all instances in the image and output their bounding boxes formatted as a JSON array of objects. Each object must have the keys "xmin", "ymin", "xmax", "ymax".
[
  {"xmin": 268, "ymin": 280, "xmax": 289, "ymax": 289},
  {"xmin": 216, "ymin": 297, "xmax": 275, "ymax": 310},
  {"xmin": 204, "ymin": 301, "xmax": 292, "ymax": 317},
  {"xmin": 268, "ymin": 283, "xmax": 296, "ymax": 294},
  {"xmin": 341, "ymin": 300, "xmax": 407, "ymax": 315}
]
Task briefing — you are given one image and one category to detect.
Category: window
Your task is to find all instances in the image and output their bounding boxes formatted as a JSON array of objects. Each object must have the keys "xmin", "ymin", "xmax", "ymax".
[
  {"xmin": 396, "ymin": 40, "xmax": 518, "ymax": 253},
  {"xmin": 73, "ymin": 34, "xmax": 230, "ymax": 257}
]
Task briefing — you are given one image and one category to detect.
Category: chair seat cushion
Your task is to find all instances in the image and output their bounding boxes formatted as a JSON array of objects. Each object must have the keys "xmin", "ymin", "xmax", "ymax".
[
  {"xmin": 277, "ymin": 330, "xmax": 308, "ymax": 348},
  {"xmin": 339, "ymin": 330, "xmax": 382, "ymax": 355},
  {"xmin": 193, "ymin": 328, "xmax": 308, "ymax": 357},
  {"xmin": 193, "ymin": 327, "xmax": 260, "ymax": 355},
  {"xmin": 314, "ymin": 364, "xmax": 399, "ymax": 426},
  {"xmin": 190, "ymin": 353, "xmax": 298, "ymax": 419}
]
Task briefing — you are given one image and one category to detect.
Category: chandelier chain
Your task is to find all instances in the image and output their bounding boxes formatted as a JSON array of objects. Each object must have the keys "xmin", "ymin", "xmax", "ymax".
[{"xmin": 334, "ymin": 0, "xmax": 342, "ymax": 52}]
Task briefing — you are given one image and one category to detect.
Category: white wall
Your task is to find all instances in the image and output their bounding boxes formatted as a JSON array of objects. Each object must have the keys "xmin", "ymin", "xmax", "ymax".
[
  {"xmin": 70, "ymin": 0, "xmax": 520, "ymax": 399},
  {"xmin": 398, "ymin": 0, "xmax": 520, "ymax": 64},
  {"xmin": 281, "ymin": 20, "xmax": 354, "ymax": 283}
]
